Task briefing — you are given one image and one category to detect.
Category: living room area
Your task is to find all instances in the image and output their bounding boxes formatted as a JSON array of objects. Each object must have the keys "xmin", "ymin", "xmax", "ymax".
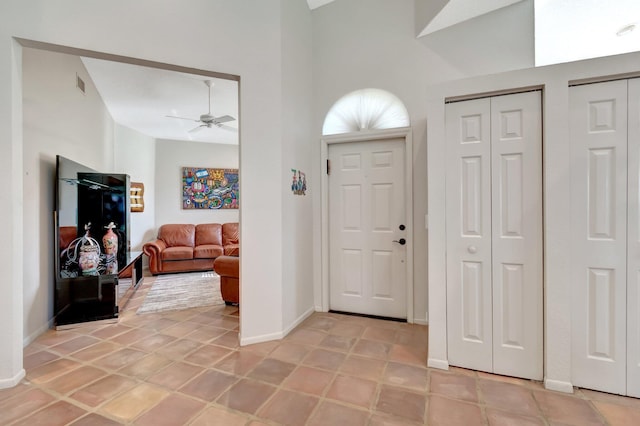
[
  {"xmin": 4, "ymin": 2, "xmax": 317, "ymax": 398},
  {"xmin": 11, "ymin": 0, "xmax": 640, "ymax": 424},
  {"xmin": 22, "ymin": 45, "xmax": 242, "ymax": 338}
]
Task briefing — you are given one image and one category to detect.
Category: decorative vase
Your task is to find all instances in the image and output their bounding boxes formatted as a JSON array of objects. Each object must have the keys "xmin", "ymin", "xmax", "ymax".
[
  {"xmin": 79, "ymin": 244, "xmax": 100, "ymax": 276},
  {"xmin": 103, "ymin": 222, "xmax": 118, "ymax": 274},
  {"xmin": 78, "ymin": 223, "xmax": 101, "ymax": 276}
]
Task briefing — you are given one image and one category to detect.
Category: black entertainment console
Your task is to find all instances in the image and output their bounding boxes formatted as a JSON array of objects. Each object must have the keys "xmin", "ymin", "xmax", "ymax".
[
  {"xmin": 54, "ymin": 155, "xmax": 139, "ymax": 328},
  {"xmin": 54, "ymin": 251, "xmax": 144, "ymax": 329}
]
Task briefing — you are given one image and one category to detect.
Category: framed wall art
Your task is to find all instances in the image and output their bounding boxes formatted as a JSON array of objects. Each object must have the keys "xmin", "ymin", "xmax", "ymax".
[
  {"xmin": 291, "ymin": 168, "xmax": 307, "ymax": 196},
  {"xmin": 130, "ymin": 182, "xmax": 145, "ymax": 212},
  {"xmin": 182, "ymin": 167, "xmax": 239, "ymax": 209}
]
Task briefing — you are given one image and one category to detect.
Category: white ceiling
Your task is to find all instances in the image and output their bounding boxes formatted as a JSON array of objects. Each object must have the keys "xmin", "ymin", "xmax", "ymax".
[
  {"xmin": 81, "ymin": 57, "xmax": 239, "ymax": 145},
  {"xmin": 306, "ymin": 0, "xmax": 336, "ymax": 10},
  {"xmin": 535, "ymin": 0, "xmax": 640, "ymax": 66},
  {"xmin": 418, "ymin": 0, "xmax": 524, "ymax": 36},
  {"xmin": 82, "ymin": 1, "xmax": 639, "ymax": 145}
]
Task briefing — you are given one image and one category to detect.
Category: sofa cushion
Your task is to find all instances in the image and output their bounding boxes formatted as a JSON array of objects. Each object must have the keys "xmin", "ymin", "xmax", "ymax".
[
  {"xmin": 162, "ymin": 246, "xmax": 194, "ymax": 260},
  {"xmin": 224, "ymin": 245, "xmax": 239, "ymax": 256},
  {"xmin": 222, "ymin": 223, "xmax": 239, "ymax": 245},
  {"xmin": 159, "ymin": 224, "xmax": 195, "ymax": 247},
  {"xmin": 194, "ymin": 245, "xmax": 224, "ymax": 259},
  {"xmin": 195, "ymin": 223, "xmax": 222, "ymax": 246}
]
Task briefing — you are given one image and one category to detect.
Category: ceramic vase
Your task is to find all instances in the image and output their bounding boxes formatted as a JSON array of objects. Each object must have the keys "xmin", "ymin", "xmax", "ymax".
[
  {"xmin": 79, "ymin": 244, "xmax": 100, "ymax": 276},
  {"xmin": 77, "ymin": 222, "xmax": 101, "ymax": 276},
  {"xmin": 103, "ymin": 222, "xmax": 118, "ymax": 274}
]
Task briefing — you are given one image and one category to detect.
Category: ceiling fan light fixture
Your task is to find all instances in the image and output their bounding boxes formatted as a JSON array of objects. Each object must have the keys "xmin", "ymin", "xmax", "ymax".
[{"xmin": 616, "ymin": 22, "xmax": 637, "ymax": 37}]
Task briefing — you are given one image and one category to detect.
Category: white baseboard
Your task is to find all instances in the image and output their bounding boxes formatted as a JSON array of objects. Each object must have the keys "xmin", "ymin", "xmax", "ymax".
[
  {"xmin": 427, "ymin": 358, "xmax": 450, "ymax": 370},
  {"xmin": 413, "ymin": 318, "xmax": 428, "ymax": 325},
  {"xmin": 23, "ymin": 318, "xmax": 54, "ymax": 348},
  {"xmin": 0, "ymin": 369, "xmax": 25, "ymax": 390},
  {"xmin": 240, "ymin": 308, "xmax": 316, "ymax": 346},
  {"xmin": 239, "ymin": 306, "xmax": 316, "ymax": 346},
  {"xmin": 544, "ymin": 378, "xmax": 574, "ymax": 394},
  {"xmin": 282, "ymin": 307, "xmax": 315, "ymax": 337},
  {"xmin": 239, "ymin": 331, "xmax": 283, "ymax": 346}
]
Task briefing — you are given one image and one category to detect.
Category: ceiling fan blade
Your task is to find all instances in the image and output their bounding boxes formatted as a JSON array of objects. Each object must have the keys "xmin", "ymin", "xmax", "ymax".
[
  {"xmin": 166, "ymin": 115, "xmax": 200, "ymax": 122},
  {"xmin": 214, "ymin": 115, "xmax": 236, "ymax": 124},
  {"xmin": 218, "ymin": 124, "xmax": 238, "ymax": 133},
  {"xmin": 188, "ymin": 125, "xmax": 206, "ymax": 133}
]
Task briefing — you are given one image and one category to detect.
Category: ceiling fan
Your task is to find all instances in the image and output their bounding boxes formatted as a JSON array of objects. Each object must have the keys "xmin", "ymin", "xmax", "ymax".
[{"xmin": 166, "ymin": 80, "xmax": 236, "ymax": 133}]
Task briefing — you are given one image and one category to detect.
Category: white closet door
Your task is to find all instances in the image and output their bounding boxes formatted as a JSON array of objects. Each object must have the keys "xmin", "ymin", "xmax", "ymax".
[
  {"xmin": 628, "ymin": 78, "xmax": 640, "ymax": 397},
  {"xmin": 446, "ymin": 98, "xmax": 493, "ymax": 373},
  {"xmin": 570, "ymin": 80, "xmax": 628, "ymax": 395},
  {"xmin": 490, "ymin": 92, "xmax": 543, "ymax": 380}
]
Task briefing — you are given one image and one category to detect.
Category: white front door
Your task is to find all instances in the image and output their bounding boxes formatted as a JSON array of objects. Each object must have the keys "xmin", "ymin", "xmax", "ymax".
[
  {"xmin": 446, "ymin": 91, "xmax": 543, "ymax": 380},
  {"xmin": 328, "ymin": 138, "xmax": 407, "ymax": 319}
]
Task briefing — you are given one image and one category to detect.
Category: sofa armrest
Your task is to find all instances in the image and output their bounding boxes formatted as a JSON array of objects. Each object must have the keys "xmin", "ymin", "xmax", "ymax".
[
  {"xmin": 143, "ymin": 239, "xmax": 167, "ymax": 275},
  {"xmin": 213, "ymin": 256, "xmax": 239, "ymax": 278}
]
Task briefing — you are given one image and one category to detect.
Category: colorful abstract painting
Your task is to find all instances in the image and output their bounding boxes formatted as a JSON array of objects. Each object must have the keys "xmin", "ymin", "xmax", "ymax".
[{"xmin": 182, "ymin": 167, "xmax": 239, "ymax": 209}]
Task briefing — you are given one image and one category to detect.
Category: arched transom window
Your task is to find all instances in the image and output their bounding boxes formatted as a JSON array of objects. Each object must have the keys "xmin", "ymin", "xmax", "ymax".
[{"xmin": 322, "ymin": 88, "xmax": 410, "ymax": 136}]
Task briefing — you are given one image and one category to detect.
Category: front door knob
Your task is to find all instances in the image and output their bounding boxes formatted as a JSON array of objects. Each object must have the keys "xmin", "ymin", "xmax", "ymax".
[{"xmin": 393, "ymin": 238, "xmax": 406, "ymax": 245}]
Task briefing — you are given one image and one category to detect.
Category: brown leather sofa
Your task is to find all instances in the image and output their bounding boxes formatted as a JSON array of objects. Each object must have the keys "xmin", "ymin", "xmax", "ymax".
[
  {"xmin": 143, "ymin": 223, "xmax": 238, "ymax": 275},
  {"xmin": 213, "ymin": 256, "xmax": 239, "ymax": 305}
]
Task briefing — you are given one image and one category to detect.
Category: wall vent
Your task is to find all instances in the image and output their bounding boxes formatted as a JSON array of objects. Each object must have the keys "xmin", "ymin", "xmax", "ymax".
[{"xmin": 76, "ymin": 74, "xmax": 85, "ymax": 94}]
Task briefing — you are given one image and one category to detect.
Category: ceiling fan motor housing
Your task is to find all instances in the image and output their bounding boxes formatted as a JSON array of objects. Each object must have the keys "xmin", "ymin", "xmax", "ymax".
[{"xmin": 200, "ymin": 113, "xmax": 215, "ymax": 123}]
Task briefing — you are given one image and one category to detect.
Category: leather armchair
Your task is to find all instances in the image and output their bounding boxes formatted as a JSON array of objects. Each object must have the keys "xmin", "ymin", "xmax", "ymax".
[{"xmin": 213, "ymin": 255, "xmax": 239, "ymax": 305}]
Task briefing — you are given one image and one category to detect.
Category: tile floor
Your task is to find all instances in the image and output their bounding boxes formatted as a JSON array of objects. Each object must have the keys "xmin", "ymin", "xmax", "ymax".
[{"xmin": 3, "ymin": 276, "xmax": 640, "ymax": 425}]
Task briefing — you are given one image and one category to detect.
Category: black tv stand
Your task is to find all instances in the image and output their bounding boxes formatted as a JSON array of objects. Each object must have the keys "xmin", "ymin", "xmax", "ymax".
[{"xmin": 55, "ymin": 251, "xmax": 144, "ymax": 329}]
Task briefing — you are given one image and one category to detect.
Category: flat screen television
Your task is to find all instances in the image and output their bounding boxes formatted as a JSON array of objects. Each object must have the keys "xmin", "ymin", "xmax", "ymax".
[{"xmin": 54, "ymin": 155, "xmax": 130, "ymax": 324}]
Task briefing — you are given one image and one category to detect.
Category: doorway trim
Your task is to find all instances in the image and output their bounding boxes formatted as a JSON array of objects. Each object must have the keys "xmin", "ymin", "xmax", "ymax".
[{"xmin": 320, "ymin": 127, "xmax": 414, "ymax": 323}]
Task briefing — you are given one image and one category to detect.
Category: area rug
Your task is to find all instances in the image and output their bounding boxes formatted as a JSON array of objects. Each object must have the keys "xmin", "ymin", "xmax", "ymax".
[{"xmin": 137, "ymin": 271, "xmax": 224, "ymax": 315}]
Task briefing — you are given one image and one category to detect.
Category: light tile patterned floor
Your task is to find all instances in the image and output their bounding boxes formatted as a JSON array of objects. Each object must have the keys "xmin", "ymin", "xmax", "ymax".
[{"xmin": 2, "ymin": 276, "xmax": 640, "ymax": 425}]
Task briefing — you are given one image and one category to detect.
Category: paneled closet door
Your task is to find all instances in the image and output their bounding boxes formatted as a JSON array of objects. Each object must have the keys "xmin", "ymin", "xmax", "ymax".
[
  {"xmin": 446, "ymin": 97, "xmax": 493, "ymax": 373},
  {"xmin": 490, "ymin": 92, "xmax": 543, "ymax": 380},
  {"xmin": 446, "ymin": 92, "xmax": 542, "ymax": 379},
  {"xmin": 570, "ymin": 80, "xmax": 628, "ymax": 395},
  {"xmin": 628, "ymin": 78, "xmax": 640, "ymax": 398}
]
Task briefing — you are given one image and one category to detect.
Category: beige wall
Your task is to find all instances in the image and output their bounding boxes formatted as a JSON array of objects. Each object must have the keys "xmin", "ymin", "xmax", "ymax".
[
  {"xmin": 113, "ymin": 124, "xmax": 156, "ymax": 252},
  {"xmin": 0, "ymin": 0, "xmax": 313, "ymax": 387},
  {"xmin": 22, "ymin": 47, "xmax": 115, "ymax": 344},
  {"xmin": 281, "ymin": 0, "xmax": 315, "ymax": 331},
  {"xmin": 311, "ymin": 0, "xmax": 534, "ymax": 323},
  {"xmin": 154, "ymin": 139, "xmax": 239, "ymax": 227}
]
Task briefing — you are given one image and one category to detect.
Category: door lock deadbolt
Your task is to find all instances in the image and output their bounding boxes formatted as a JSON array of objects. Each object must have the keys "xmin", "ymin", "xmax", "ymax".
[{"xmin": 399, "ymin": 224, "xmax": 405, "ymax": 230}]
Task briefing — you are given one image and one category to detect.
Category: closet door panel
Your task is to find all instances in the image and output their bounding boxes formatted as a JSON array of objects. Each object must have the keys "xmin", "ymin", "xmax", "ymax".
[
  {"xmin": 446, "ymin": 98, "xmax": 493, "ymax": 372},
  {"xmin": 628, "ymin": 78, "xmax": 640, "ymax": 398},
  {"xmin": 570, "ymin": 80, "xmax": 628, "ymax": 395},
  {"xmin": 491, "ymin": 91, "xmax": 543, "ymax": 380}
]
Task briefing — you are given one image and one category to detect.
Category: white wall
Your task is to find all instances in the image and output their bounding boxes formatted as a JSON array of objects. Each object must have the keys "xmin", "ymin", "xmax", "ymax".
[
  {"xmin": 154, "ymin": 139, "xmax": 239, "ymax": 227},
  {"xmin": 22, "ymin": 47, "xmax": 114, "ymax": 345},
  {"xmin": 281, "ymin": 0, "xmax": 315, "ymax": 330},
  {"xmin": 311, "ymin": 0, "xmax": 534, "ymax": 323},
  {"xmin": 113, "ymin": 124, "xmax": 156, "ymax": 251},
  {"xmin": 0, "ymin": 0, "xmax": 307, "ymax": 386}
]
